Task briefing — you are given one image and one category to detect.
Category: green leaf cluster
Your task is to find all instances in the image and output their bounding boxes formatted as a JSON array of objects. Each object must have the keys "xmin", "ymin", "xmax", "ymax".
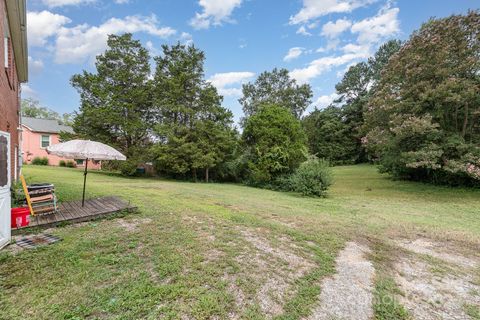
[
  {"xmin": 364, "ymin": 10, "xmax": 480, "ymax": 185},
  {"xmin": 242, "ymin": 104, "xmax": 307, "ymax": 184},
  {"xmin": 151, "ymin": 44, "xmax": 237, "ymax": 182}
]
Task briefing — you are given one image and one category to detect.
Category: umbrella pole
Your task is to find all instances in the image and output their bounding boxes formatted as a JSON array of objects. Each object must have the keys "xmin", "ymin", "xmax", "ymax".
[{"xmin": 82, "ymin": 158, "xmax": 88, "ymax": 207}]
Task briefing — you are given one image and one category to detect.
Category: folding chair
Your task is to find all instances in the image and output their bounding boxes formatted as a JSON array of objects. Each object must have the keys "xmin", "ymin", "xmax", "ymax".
[{"xmin": 20, "ymin": 175, "xmax": 57, "ymax": 215}]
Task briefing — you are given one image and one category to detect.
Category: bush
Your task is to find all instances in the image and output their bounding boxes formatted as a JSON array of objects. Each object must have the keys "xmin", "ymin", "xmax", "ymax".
[
  {"xmin": 289, "ymin": 157, "xmax": 333, "ymax": 197},
  {"xmin": 10, "ymin": 179, "xmax": 24, "ymax": 207},
  {"xmin": 120, "ymin": 160, "xmax": 138, "ymax": 176},
  {"xmin": 242, "ymin": 104, "xmax": 307, "ymax": 185},
  {"xmin": 32, "ymin": 157, "xmax": 48, "ymax": 165},
  {"xmin": 65, "ymin": 161, "xmax": 76, "ymax": 168},
  {"xmin": 59, "ymin": 160, "xmax": 66, "ymax": 167}
]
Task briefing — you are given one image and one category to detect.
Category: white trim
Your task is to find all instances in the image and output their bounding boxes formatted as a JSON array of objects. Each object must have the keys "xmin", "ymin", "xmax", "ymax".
[
  {"xmin": 4, "ymin": 37, "xmax": 8, "ymax": 68},
  {"xmin": 14, "ymin": 146, "xmax": 17, "ymax": 181},
  {"xmin": 3, "ymin": 6, "xmax": 9, "ymax": 69},
  {"xmin": 0, "ymin": 130, "xmax": 11, "ymax": 249},
  {"xmin": 40, "ymin": 134, "xmax": 51, "ymax": 149},
  {"xmin": 4, "ymin": 0, "xmax": 28, "ymax": 82}
]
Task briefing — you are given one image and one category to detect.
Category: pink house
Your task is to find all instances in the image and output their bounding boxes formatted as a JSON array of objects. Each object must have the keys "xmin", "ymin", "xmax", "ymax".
[{"xmin": 21, "ymin": 117, "xmax": 101, "ymax": 169}]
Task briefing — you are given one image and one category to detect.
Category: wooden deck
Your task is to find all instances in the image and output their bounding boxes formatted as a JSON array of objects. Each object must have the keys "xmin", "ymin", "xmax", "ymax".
[{"xmin": 13, "ymin": 196, "xmax": 137, "ymax": 232}]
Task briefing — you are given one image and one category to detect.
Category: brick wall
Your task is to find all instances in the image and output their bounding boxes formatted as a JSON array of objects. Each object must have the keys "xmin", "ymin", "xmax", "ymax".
[{"xmin": 0, "ymin": 0, "xmax": 21, "ymax": 182}]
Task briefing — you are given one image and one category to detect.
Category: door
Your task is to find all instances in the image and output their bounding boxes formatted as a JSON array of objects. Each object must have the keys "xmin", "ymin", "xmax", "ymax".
[{"xmin": 0, "ymin": 131, "xmax": 11, "ymax": 249}]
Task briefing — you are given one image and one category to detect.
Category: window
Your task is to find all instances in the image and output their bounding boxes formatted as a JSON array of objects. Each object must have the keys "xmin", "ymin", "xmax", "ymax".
[
  {"xmin": 41, "ymin": 135, "xmax": 50, "ymax": 148},
  {"xmin": 0, "ymin": 136, "xmax": 7, "ymax": 187},
  {"xmin": 75, "ymin": 159, "xmax": 84, "ymax": 165}
]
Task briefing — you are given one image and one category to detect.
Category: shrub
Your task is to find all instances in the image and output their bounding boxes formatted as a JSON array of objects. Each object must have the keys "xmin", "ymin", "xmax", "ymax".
[
  {"xmin": 242, "ymin": 104, "xmax": 307, "ymax": 185},
  {"xmin": 120, "ymin": 160, "xmax": 138, "ymax": 176},
  {"xmin": 59, "ymin": 160, "xmax": 66, "ymax": 167},
  {"xmin": 363, "ymin": 12, "xmax": 480, "ymax": 186},
  {"xmin": 32, "ymin": 157, "xmax": 48, "ymax": 165},
  {"xmin": 65, "ymin": 161, "xmax": 76, "ymax": 168},
  {"xmin": 10, "ymin": 179, "xmax": 24, "ymax": 207},
  {"xmin": 289, "ymin": 157, "xmax": 333, "ymax": 197}
]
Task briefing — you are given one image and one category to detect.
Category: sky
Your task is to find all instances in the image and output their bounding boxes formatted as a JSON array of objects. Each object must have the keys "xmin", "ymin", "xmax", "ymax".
[{"xmin": 24, "ymin": 0, "xmax": 479, "ymax": 124}]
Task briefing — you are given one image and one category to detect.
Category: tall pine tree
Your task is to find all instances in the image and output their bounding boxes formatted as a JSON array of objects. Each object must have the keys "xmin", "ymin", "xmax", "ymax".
[
  {"xmin": 152, "ymin": 43, "xmax": 236, "ymax": 181},
  {"xmin": 71, "ymin": 34, "xmax": 154, "ymax": 160}
]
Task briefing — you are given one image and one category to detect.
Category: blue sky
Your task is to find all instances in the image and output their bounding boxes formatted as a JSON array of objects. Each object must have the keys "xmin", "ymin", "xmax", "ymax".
[{"xmin": 24, "ymin": 0, "xmax": 479, "ymax": 124}]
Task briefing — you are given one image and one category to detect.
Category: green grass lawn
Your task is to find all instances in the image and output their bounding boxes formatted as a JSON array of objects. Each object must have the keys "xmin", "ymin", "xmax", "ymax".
[{"xmin": 1, "ymin": 164, "xmax": 479, "ymax": 319}]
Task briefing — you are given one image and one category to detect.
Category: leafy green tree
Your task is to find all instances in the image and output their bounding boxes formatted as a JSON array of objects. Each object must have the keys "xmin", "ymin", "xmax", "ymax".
[
  {"xmin": 367, "ymin": 40, "xmax": 403, "ymax": 85},
  {"xmin": 71, "ymin": 33, "xmax": 154, "ymax": 160},
  {"xmin": 242, "ymin": 104, "xmax": 307, "ymax": 184},
  {"xmin": 152, "ymin": 43, "xmax": 236, "ymax": 181},
  {"xmin": 335, "ymin": 40, "xmax": 401, "ymax": 162},
  {"xmin": 303, "ymin": 106, "xmax": 357, "ymax": 164},
  {"xmin": 239, "ymin": 68, "xmax": 313, "ymax": 120},
  {"xmin": 364, "ymin": 11, "xmax": 480, "ymax": 185},
  {"xmin": 21, "ymin": 98, "xmax": 73, "ymax": 125},
  {"xmin": 335, "ymin": 62, "xmax": 371, "ymax": 105},
  {"xmin": 308, "ymin": 40, "xmax": 402, "ymax": 164}
]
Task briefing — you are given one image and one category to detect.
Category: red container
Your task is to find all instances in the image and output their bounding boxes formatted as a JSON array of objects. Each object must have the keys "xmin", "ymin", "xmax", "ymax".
[{"xmin": 11, "ymin": 207, "xmax": 31, "ymax": 228}]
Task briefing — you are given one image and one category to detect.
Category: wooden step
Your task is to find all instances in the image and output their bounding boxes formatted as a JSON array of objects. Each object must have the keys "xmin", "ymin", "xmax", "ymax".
[{"xmin": 30, "ymin": 194, "xmax": 54, "ymax": 203}]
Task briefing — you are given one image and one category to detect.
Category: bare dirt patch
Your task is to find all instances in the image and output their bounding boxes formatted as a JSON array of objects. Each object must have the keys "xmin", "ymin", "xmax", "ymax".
[
  {"xmin": 240, "ymin": 229, "xmax": 314, "ymax": 277},
  {"xmin": 395, "ymin": 257, "xmax": 480, "ymax": 320},
  {"xmin": 395, "ymin": 238, "xmax": 479, "ymax": 269},
  {"xmin": 307, "ymin": 241, "xmax": 375, "ymax": 320},
  {"xmin": 225, "ymin": 228, "xmax": 316, "ymax": 319},
  {"xmin": 115, "ymin": 217, "xmax": 152, "ymax": 232}
]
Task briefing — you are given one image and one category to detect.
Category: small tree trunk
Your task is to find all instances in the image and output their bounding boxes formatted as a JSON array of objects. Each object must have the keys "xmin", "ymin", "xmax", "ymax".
[{"xmin": 205, "ymin": 167, "xmax": 209, "ymax": 183}]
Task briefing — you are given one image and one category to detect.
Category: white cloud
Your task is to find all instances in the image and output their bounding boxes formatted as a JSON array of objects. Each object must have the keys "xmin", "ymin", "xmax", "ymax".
[
  {"xmin": 292, "ymin": 4, "xmax": 399, "ymax": 85},
  {"xmin": 321, "ymin": 18, "xmax": 352, "ymax": 38},
  {"xmin": 289, "ymin": 0, "xmax": 376, "ymax": 25},
  {"xmin": 28, "ymin": 11, "xmax": 176, "ymax": 63},
  {"xmin": 190, "ymin": 0, "xmax": 242, "ymax": 29},
  {"xmin": 180, "ymin": 32, "xmax": 193, "ymax": 46},
  {"xmin": 290, "ymin": 51, "xmax": 369, "ymax": 84},
  {"xmin": 284, "ymin": 47, "xmax": 304, "ymax": 61},
  {"xmin": 145, "ymin": 41, "xmax": 160, "ymax": 56},
  {"xmin": 54, "ymin": 15, "xmax": 176, "ymax": 64},
  {"xmin": 115, "ymin": 0, "xmax": 129, "ymax": 3},
  {"xmin": 208, "ymin": 71, "xmax": 255, "ymax": 96},
  {"xmin": 27, "ymin": 11, "xmax": 71, "ymax": 46},
  {"xmin": 217, "ymin": 87, "xmax": 243, "ymax": 96},
  {"xmin": 351, "ymin": 7, "xmax": 400, "ymax": 44},
  {"xmin": 341, "ymin": 43, "xmax": 370, "ymax": 55},
  {"xmin": 315, "ymin": 93, "xmax": 340, "ymax": 108},
  {"xmin": 21, "ymin": 84, "xmax": 37, "ymax": 97},
  {"xmin": 41, "ymin": 0, "xmax": 95, "ymax": 8},
  {"xmin": 307, "ymin": 21, "xmax": 319, "ymax": 29},
  {"xmin": 296, "ymin": 25, "xmax": 312, "ymax": 36},
  {"xmin": 28, "ymin": 56, "xmax": 44, "ymax": 75},
  {"xmin": 316, "ymin": 39, "xmax": 341, "ymax": 53}
]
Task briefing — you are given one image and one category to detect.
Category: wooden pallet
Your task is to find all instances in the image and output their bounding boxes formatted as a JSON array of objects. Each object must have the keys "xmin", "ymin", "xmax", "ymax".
[{"xmin": 12, "ymin": 196, "xmax": 137, "ymax": 233}]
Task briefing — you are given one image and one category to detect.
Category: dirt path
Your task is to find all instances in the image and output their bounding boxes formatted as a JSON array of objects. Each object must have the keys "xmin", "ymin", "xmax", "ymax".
[
  {"xmin": 393, "ymin": 237, "xmax": 480, "ymax": 320},
  {"xmin": 395, "ymin": 238, "xmax": 479, "ymax": 269},
  {"xmin": 307, "ymin": 242, "xmax": 375, "ymax": 320},
  {"xmin": 238, "ymin": 228, "xmax": 316, "ymax": 318}
]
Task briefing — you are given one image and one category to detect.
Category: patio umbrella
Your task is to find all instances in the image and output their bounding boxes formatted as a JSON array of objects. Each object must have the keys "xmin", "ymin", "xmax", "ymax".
[{"xmin": 47, "ymin": 140, "xmax": 126, "ymax": 206}]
